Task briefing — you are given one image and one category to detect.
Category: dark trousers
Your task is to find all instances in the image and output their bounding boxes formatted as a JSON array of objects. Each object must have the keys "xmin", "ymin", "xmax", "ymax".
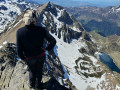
[{"xmin": 26, "ymin": 55, "xmax": 45, "ymax": 88}]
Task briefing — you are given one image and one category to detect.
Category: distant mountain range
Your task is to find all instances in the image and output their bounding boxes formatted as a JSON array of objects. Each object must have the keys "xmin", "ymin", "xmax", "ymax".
[
  {"xmin": 27, "ymin": 0, "xmax": 96, "ymax": 7},
  {"xmin": 66, "ymin": 5, "xmax": 120, "ymax": 36},
  {"xmin": 27, "ymin": 0, "xmax": 120, "ymax": 7}
]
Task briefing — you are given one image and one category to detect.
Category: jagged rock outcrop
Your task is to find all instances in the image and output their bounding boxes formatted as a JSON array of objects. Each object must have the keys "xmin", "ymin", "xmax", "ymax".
[
  {"xmin": 0, "ymin": 43, "xmax": 73, "ymax": 90},
  {"xmin": 35, "ymin": 2, "xmax": 85, "ymax": 43}
]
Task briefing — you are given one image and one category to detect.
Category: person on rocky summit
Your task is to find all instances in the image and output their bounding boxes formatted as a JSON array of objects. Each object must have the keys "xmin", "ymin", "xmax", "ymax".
[{"xmin": 16, "ymin": 9, "xmax": 56, "ymax": 89}]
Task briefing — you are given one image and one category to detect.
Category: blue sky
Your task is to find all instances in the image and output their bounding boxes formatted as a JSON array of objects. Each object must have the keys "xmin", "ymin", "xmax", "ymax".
[
  {"xmin": 27, "ymin": 0, "xmax": 120, "ymax": 7},
  {"xmin": 74, "ymin": 0, "xmax": 120, "ymax": 6}
]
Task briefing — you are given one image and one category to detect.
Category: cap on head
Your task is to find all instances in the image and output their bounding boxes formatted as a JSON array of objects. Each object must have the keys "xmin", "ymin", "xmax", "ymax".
[{"xmin": 23, "ymin": 9, "xmax": 37, "ymax": 25}]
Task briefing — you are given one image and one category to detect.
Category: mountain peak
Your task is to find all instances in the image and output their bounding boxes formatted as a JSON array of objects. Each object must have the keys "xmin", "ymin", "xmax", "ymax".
[
  {"xmin": 36, "ymin": 2, "xmax": 85, "ymax": 43},
  {"xmin": 47, "ymin": 1, "xmax": 51, "ymax": 5},
  {"xmin": 41, "ymin": 1, "xmax": 53, "ymax": 10}
]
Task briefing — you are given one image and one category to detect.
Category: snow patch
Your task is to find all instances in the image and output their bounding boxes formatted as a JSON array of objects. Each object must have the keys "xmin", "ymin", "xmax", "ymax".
[
  {"xmin": 56, "ymin": 8, "xmax": 64, "ymax": 19},
  {"xmin": 0, "ymin": 46, "xmax": 3, "ymax": 49},
  {"xmin": 116, "ymin": 8, "xmax": 120, "ymax": 12},
  {"xmin": 117, "ymin": 8, "xmax": 120, "ymax": 11},
  {"xmin": 94, "ymin": 52, "xmax": 102, "ymax": 60},
  {"xmin": 53, "ymin": 34, "xmax": 84, "ymax": 67},
  {"xmin": 3, "ymin": 41, "xmax": 7, "ymax": 45},
  {"xmin": 51, "ymin": 33, "xmax": 116, "ymax": 89},
  {"xmin": 49, "ymin": 12, "xmax": 63, "ymax": 31},
  {"xmin": 42, "ymin": 14, "xmax": 47, "ymax": 23},
  {"xmin": 112, "ymin": 7, "xmax": 115, "ymax": 12},
  {"xmin": 116, "ymin": 84, "xmax": 120, "ymax": 89},
  {"xmin": 70, "ymin": 26, "xmax": 81, "ymax": 32}
]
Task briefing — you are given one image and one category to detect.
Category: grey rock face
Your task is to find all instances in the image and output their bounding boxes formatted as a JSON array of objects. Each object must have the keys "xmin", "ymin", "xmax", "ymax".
[{"xmin": 0, "ymin": 43, "xmax": 73, "ymax": 90}]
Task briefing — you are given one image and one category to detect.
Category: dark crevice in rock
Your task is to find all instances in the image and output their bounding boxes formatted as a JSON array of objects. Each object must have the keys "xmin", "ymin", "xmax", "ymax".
[
  {"xmin": 23, "ymin": 84, "xmax": 24, "ymax": 88},
  {"xmin": 7, "ymin": 68, "xmax": 15, "ymax": 88},
  {"xmin": 1, "ymin": 75, "xmax": 7, "ymax": 89},
  {"xmin": 1, "ymin": 66, "xmax": 5, "ymax": 71}
]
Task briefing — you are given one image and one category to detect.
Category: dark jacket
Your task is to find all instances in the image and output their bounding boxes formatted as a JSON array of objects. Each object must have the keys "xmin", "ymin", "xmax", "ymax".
[{"xmin": 16, "ymin": 24, "xmax": 56, "ymax": 60}]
